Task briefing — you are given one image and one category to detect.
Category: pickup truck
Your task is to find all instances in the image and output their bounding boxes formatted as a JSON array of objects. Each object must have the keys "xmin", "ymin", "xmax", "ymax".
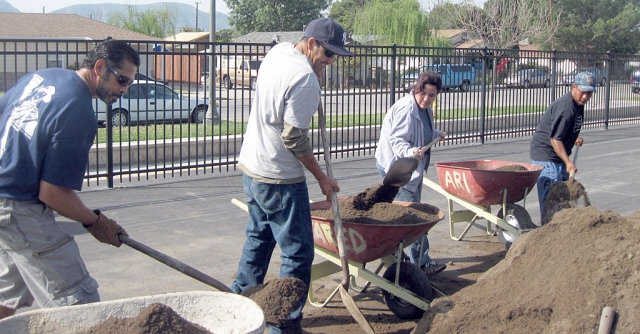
[
  {"xmin": 400, "ymin": 64, "xmax": 476, "ymax": 92},
  {"xmin": 217, "ymin": 56, "xmax": 262, "ymax": 90}
]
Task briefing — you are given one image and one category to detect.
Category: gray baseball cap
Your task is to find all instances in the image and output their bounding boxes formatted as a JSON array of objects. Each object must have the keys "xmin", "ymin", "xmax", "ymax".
[{"xmin": 573, "ymin": 71, "xmax": 596, "ymax": 93}]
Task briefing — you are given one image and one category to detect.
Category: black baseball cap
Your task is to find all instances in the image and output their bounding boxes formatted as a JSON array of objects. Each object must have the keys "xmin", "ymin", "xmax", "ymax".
[{"xmin": 304, "ymin": 18, "xmax": 352, "ymax": 56}]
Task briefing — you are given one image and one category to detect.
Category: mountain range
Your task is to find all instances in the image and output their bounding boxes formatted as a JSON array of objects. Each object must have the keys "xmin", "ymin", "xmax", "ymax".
[{"xmin": 0, "ymin": 1, "xmax": 230, "ymax": 32}]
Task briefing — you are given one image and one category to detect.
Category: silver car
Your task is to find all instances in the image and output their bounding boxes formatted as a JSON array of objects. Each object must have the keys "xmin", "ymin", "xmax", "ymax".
[
  {"xmin": 96, "ymin": 80, "xmax": 220, "ymax": 127},
  {"xmin": 504, "ymin": 69, "xmax": 550, "ymax": 88}
]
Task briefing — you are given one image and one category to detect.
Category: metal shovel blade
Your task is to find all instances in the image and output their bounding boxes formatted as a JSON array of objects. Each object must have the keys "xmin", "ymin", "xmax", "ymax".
[{"xmin": 383, "ymin": 137, "xmax": 441, "ymax": 187}]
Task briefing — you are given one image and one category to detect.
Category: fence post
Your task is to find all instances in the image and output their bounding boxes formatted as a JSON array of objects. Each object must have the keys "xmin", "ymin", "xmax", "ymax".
[
  {"xmin": 604, "ymin": 51, "xmax": 611, "ymax": 129},
  {"xmin": 551, "ymin": 49, "xmax": 557, "ymax": 101},
  {"xmin": 105, "ymin": 104, "xmax": 114, "ymax": 188},
  {"xmin": 480, "ymin": 47, "xmax": 488, "ymax": 144},
  {"xmin": 390, "ymin": 43, "xmax": 397, "ymax": 105}
]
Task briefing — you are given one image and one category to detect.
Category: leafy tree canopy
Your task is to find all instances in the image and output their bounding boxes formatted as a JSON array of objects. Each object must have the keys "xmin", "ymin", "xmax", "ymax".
[
  {"xmin": 352, "ymin": 0, "xmax": 430, "ymax": 46},
  {"xmin": 552, "ymin": 0, "xmax": 640, "ymax": 53},
  {"xmin": 225, "ymin": 0, "xmax": 331, "ymax": 35},
  {"xmin": 108, "ymin": 5, "xmax": 176, "ymax": 38},
  {"xmin": 329, "ymin": 0, "xmax": 371, "ymax": 34}
]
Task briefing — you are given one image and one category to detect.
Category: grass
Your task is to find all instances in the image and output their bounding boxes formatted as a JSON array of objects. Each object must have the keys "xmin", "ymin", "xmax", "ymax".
[{"xmin": 95, "ymin": 105, "xmax": 546, "ymax": 143}]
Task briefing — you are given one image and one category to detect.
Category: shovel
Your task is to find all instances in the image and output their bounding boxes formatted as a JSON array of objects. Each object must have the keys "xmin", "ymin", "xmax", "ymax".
[
  {"xmin": 317, "ymin": 103, "xmax": 375, "ymax": 334},
  {"xmin": 119, "ymin": 235, "xmax": 233, "ymax": 293},
  {"xmin": 541, "ymin": 145, "xmax": 591, "ymax": 225},
  {"xmin": 382, "ymin": 136, "xmax": 441, "ymax": 187}
]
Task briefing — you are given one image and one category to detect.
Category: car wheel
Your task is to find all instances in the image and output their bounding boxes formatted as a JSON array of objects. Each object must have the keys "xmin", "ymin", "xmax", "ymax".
[
  {"xmin": 460, "ymin": 81, "xmax": 470, "ymax": 92},
  {"xmin": 223, "ymin": 76, "xmax": 233, "ymax": 89},
  {"xmin": 111, "ymin": 109, "xmax": 129, "ymax": 127},
  {"xmin": 544, "ymin": 79, "xmax": 550, "ymax": 88},
  {"xmin": 250, "ymin": 77, "xmax": 257, "ymax": 91},
  {"xmin": 524, "ymin": 80, "xmax": 531, "ymax": 88},
  {"xmin": 191, "ymin": 106, "xmax": 207, "ymax": 123}
]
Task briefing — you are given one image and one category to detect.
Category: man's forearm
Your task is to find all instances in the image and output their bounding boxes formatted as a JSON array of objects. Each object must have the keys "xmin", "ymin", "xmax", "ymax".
[{"xmin": 38, "ymin": 180, "xmax": 98, "ymax": 225}]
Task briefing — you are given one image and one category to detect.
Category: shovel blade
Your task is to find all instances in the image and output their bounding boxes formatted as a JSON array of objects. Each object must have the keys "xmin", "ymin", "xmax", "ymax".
[
  {"xmin": 383, "ymin": 157, "xmax": 419, "ymax": 187},
  {"xmin": 340, "ymin": 286, "xmax": 375, "ymax": 334}
]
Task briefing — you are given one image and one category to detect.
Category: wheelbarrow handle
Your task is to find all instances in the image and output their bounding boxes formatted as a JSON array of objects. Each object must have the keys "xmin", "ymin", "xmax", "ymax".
[{"xmin": 119, "ymin": 235, "xmax": 232, "ymax": 293}]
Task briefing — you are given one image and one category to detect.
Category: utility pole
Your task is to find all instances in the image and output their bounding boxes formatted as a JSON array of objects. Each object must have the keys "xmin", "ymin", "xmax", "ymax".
[
  {"xmin": 549, "ymin": 0, "xmax": 554, "ymax": 49},
  {"xmin": 195, "ymin": 1, "xmax": 201, "ymax": 31}
]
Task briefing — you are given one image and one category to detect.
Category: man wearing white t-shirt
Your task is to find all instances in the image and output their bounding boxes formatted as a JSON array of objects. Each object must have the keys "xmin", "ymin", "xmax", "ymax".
[{"xmin": 231, "ymin": 18, "xmax": 351, "ymax": 333}]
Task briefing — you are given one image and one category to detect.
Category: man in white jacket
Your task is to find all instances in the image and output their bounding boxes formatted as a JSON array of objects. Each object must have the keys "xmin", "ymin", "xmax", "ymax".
[{"xmin": 375, "ymin": 71, "xmax": 447, "ymax": 277}]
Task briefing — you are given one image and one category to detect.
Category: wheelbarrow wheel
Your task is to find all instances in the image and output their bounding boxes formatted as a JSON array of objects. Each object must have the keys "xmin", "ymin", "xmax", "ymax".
[
  {"xmin": 382, "ymin": 262, "xmax": 432, "ymax": 319},
  {"xmin": 496, "ymin": 204, "xmax": 536, "ymax": 250}
]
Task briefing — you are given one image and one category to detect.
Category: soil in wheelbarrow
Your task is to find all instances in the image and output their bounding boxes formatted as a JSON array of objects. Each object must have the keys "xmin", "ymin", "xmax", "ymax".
[
  {"xmin": 415, "ymin": 207, "xmax": 640, "ymax": 333},
  {"xmin": 310, "ymin": 184, "xmax": 441, "ymax": 224},
  {"xmin": 78, "ymin": 303, "xmax": 211, "ymax": 334}
]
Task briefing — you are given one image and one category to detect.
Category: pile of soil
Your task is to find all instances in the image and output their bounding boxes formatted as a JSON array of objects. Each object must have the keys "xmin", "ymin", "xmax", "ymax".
[
  {"xmin": 415, "ymin": 207, "xmax": 640, "ymax": 333},
  {"xmin": 493, "ymin": 164, "xmax": 529, "ymax": 172},
  {"xmin": 542, "ymin": 179, "xmax": 591, "ymax": 225},
  {"xmin": 79, "ymin": 303, "xmax": 210, "ymax": 334},
  {"xmin": 241, "ymin": 276, "xmax": 307, "ymax": 326},
  {"xmin": 311, "ymin": 185, "xmax": 441, "ymax": 225}
]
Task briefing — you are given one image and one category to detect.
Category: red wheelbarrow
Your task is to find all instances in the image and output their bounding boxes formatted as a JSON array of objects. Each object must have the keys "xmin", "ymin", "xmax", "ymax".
[
  {"xmin": 308, "ymin": 200, "xmax": 444, "ymax": 320},
  {"xmin": 423, "ymin": 160, "xmax": 543, "ymax": 250},
  {"xmin": 231, "ymin": 198, "xmax": 444, "ymax": 320}
]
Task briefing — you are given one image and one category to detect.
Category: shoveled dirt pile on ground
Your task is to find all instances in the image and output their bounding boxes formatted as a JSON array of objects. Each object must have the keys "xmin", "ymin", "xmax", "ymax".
[
  {"xmin": 415, "ymin": 207, "xmax": 640, "ymax": 333},
  {"xmin": 241, "ymin": 276, "xmax": 307, "ymax": 326},
  {"xmin": 78, "ymin": 303, "xmax": 211, "ymax": 334},
  {"xmin": 311, "ymin": 185, "xmax": 440, "ymax": 225}
]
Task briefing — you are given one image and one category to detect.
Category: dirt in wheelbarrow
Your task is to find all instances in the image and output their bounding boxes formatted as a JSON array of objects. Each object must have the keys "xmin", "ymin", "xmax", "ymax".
[{"xmin": 310, "ymin": 184, "xmax": 441, "ymax": 224}]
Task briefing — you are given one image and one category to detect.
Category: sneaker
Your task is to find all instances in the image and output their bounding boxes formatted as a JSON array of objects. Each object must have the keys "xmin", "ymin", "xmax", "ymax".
[{"xmin": 421, "ymin": 261, "xmax": 446, "ymax": 277}]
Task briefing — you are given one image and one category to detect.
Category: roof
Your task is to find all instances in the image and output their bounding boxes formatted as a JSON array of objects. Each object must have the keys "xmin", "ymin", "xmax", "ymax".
[
  {"xmin": 233, "ymin": 31, "xmax": 305, "ymax": 44},
  {"xmin": 0, "ymin": 13, "xmax": 161, "ymax": 41}
]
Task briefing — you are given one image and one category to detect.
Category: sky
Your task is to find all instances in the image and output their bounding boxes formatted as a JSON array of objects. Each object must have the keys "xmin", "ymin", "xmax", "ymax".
[{"xmin": 6, "ymin": 0, "xmax": 230, "ymax": 14}]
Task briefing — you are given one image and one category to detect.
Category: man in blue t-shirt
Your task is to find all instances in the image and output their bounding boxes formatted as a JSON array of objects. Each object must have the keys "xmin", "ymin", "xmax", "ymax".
[
  {"xmin": 0, "ymin": 39, "xmax": 139, "ymax": 319},
  {"xmin": 530, "ymin": 71, "xmax": 596, "ymax": 224}
]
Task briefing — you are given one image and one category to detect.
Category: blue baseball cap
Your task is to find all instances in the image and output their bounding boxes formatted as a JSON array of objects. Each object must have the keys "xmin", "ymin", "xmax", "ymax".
[
  {"xmin": 573, "ymin": 71, "xmax": 596, "ymax": 93},
  {"xmin": 304, "ymin": 18, "xmax": 352, "ymax": 56}
]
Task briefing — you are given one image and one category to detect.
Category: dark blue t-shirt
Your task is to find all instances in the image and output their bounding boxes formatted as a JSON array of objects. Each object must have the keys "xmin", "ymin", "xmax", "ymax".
[
  {"xmin": 0, "ymin": 68, "xmax": 96, "ymax": 200},
  {"xmin": 530, "ymin": 92, "xmax": 584, "ymax": 162}
]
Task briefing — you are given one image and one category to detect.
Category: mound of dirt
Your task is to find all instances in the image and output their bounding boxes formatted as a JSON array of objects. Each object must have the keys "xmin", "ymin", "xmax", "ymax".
[
  {"xmin": 79, "ymin": 303, "xmax": 210, "ymax": 334},
  {"xmin": 241, "ymin": 276, "xmax": 307, "ymax": 326},
  {"xmin": 416, "ymin": 207, "xmax": 640, "ymax": 333}
]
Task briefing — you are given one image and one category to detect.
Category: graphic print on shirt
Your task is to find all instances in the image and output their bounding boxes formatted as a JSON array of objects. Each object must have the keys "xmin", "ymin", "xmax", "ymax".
[
  {"xmin": 0, "ymin": 74, "xmax": 55, "ymax": 161},
  {"xmin": 573, "ymin": 114, "xmax": 583, "ymax": 133}
]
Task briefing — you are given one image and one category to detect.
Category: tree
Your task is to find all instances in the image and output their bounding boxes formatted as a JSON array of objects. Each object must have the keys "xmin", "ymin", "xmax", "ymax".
[
  {"xmin": 108, "ymin": 5, "xmax": 177, "ymax": 38},
  {"xmin": 352, "ymin": 0, "xmax": 430, "ymax": 46},
  {"xmin": 329, "ymin": 0, "xmax": 371, "ymax": 34},
  {"xmin": 552, "ymin": 0, "xmax": 640, "ymax": 53},
  {"xmin": 224, "ymin": 0, "xmax": 330, "ymax": 35}
]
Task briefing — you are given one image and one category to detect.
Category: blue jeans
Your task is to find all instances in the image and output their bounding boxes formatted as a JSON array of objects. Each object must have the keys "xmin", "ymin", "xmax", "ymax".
[
  {"xmin": 231, "ymin": 174, "xmax": 314, "ymax": 333},
  {"xmin": 377, "ymin": 164, "xmax": 432, "ymax": 266},
  {"xmin": 532, "ymin": 160, "xmax": 568, "ymax": 219}
]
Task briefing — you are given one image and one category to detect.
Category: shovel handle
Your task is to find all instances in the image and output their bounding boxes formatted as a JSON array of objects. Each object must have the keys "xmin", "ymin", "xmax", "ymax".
[{"xmin": 119, "ymin": 235, "xmax": 232, "ymax": 293}]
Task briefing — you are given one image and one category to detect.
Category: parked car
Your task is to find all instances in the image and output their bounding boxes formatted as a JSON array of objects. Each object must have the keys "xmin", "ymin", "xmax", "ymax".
[
  {"xmin": 96, "ymin": 80, "xmax": 220, "ymax": 127},
  {"xmin": 218, "ymin": 56, "xmax": 262, "ymax": 90},
  {"xmin": 557, "ymin": 68, "xmax": 606, "ymax": 86},
  {"xmin": 200, "ymin": 70, "xmax": 217, "ymax": 86},
  {"xmin": 504, "ymin": 69, "xmax": 550, "ymax": 88},
  {"xmin": 400, "ymin": 65, "xmax": 434, "ymax": 92},
  {"xmin": 630, "ymin": 69, "xmax": 640, "ymax": 94},
  {"xmin": 135, "ymin": 72, "xmax": 168, "ymax": 86}
]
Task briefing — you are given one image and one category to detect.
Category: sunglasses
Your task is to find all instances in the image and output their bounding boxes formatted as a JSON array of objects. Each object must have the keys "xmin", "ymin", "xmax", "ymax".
[
  {"xmin": 105, "ymin": 62, "xmax": 134, "ymax": 87},
  {"xmin": 315, "ymin": 41, "xmax": 336, "ymax": 58}
]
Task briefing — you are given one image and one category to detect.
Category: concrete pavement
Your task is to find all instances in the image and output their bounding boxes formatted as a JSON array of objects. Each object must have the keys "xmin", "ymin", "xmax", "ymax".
[{"xmin": 17, "ymin": 124, "xmax": 640, "ymax": 313}]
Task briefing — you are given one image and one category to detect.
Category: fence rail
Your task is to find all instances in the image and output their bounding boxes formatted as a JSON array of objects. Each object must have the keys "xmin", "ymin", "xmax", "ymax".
[{"xmin": 1, "ymin": 38, "xmax": 639, "ymax": 187}]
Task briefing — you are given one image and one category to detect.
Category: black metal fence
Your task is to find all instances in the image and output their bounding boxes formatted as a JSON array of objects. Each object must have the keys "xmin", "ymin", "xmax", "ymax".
[{"xmin": 1, "ymin": 38, "xmax": 639, "ymax": 187}]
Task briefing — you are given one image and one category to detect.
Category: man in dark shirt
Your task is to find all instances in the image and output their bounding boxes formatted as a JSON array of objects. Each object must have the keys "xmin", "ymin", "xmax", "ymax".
[{"xmin": 530, "ymin": 71, "xmax": 596, "ymax": 223}]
